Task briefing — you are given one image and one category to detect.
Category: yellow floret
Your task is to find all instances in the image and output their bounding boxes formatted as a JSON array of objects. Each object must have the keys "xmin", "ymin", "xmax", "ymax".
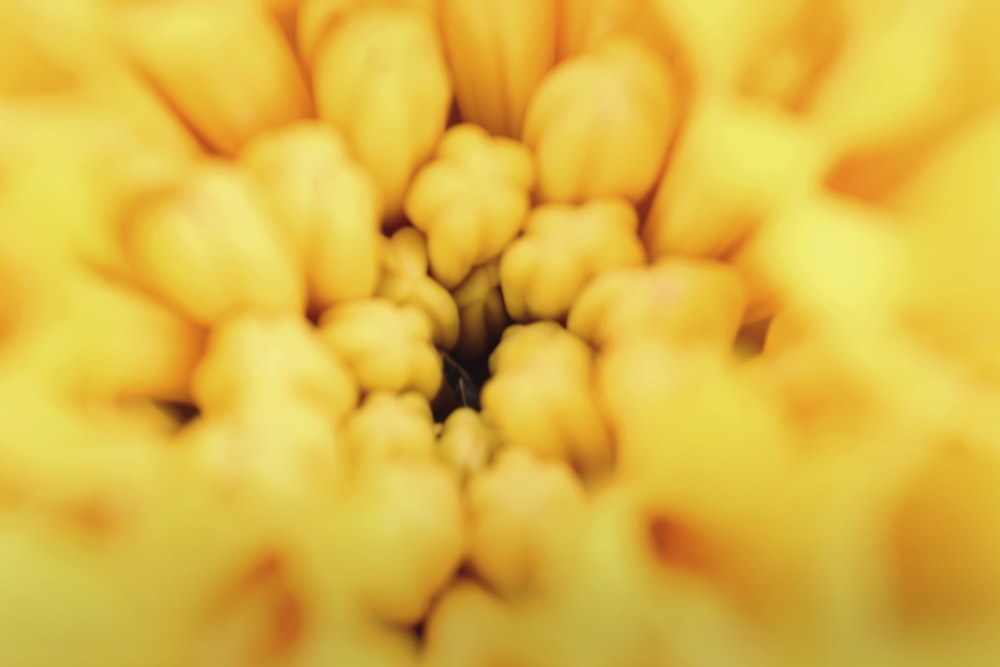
[
  {"xmin": 465, "ymin": 448, "xmax": 589, "ymax": 597},
  {"xmin": 439, "ymin": 0, "xmax": 557, "ymax": 138},
  {"xmin": 342, "ymin": 460, "xmax": 464, "ymax": 626},
  {"xmin": 124, "ymin": 161, "xmax": 306, "ymax": 325},
  {"xmin": 481, "ymin": 322, "xmax": 611, "ymax": 473},
  {"xmin": 568, "ymin": 257, "xmax": 746, "ymax": 352},
  {"xmin": 377, "ymin": 227, "xmax": 461, "ymax": 350},
  {"xmin": 239, "ymin": 121, "xmax": 384, "ymax": 309},
  {"xmin": 405, "ymin": 123, "xmax": 535, "ymax": 289},
  {"xmin": 450, "ymin": 258, "xmax": 509, "ymax": 362},
  {"xmin": 436, "ymin": 407, "xmax": 502, "ymax": 483},
  {"xmin": 523, "ymin": 36, "xmax": 680, "ymax": 205},
  {"xmin": 342, "ymin": 390, "xmax": 437, "ymax": 463},
  {"xmin": 318, "ymin": 298, "xmax": 442, "ymax": 399},
  {"xmin": 642, "ymin": 93, "xmax": 826, "ymax": 259},
  {"xmin": 112, "ymin": 0, "xmax": 312, "ymax": 155},
  {"xmin": 3, "ymin": 1, "xmax": 1000, "ymax": 665},
  {"xmin": 500, "ymin": 197, "xmax": 646, "ymax": 322},
  {"xmin": 180, "ymin": 406, "xmax": 347, "ymax": 500},
  {"xmin": 892, "ymin": 109, "xmax": 1000, "ymax": 381},
  {"xmin": 190, "ymin": 315, "xmax": 358, "ymax": 421},
  {"xmin": 555, "ymin": 0, "xmax": 646, "ymax": 60},
  {"xmin": 305, "ymin": 2, "xmax": 451, "ymax": 220}
]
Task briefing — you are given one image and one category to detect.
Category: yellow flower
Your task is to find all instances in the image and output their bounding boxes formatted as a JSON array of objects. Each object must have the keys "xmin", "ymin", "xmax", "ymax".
[
  {"xmin": 0, "ymin": 0, "xmax": 106, "ymax": 96},
  {"xmin": 57, "ymin": 273, "xmax": 207, "ymax": 405},
  {"xmin": 305, "ymin": 1, "xmax": 451, "ymax": 220},
  {"xmin": 435, "ymin": 407, "xmax": 502, "ymax": 483},
  {"xmin": 180, "ymin": 406, "xmax": 347, "ymax": 500},
  {"xmin": 422, "ymin": 579, "xmax": 519, "ymax": 667},
  {"xmin": 808, "ymin": 1, "xmax": 960, "ymax": 163},
  {"xmin": 891, "ymin": 442, "xmax": 1000, "ymax": 629},
  {"xmin": 0, "ymin": 262, "xmax": 205, "ymax": 405},
  {"xmin": 191, "ymin": 315, "xmax": 358, "ymax": 422},
  {"xmin": 440, "ymin": 0, "xmax": 557, "ymax": 138},
  {"xmin": 596, "ymin": 335, "xmax": 791, "ymax": 486},
  {"xmin": 318, "ymin": 298, "xmax": 442, "ymax": 399},
  {"xmin": 296, "ymin": 0, "xmax": 438, "ymax": 60},
  {"xmin": 0, "ymin": 101, "xmax": 189, "ymax": 276},
  {"xmin": 742, "ymin": 191, "xmax": 909, "ymax": 332},
  {"xmin": 523, "ymin": 36, "xmax": 679, "ymax": 204},
  {"xmin": 650, "ymin": 0, "xmax": 809, "ymax": 92},
  {"xmin": 376, "ymin": 227, "xmax": 460, "ymax": 350},
  {"xmin": 451, "ymin": 259, "xmax": 508, "ymax": 362},
  {"xmin": 555, "ymin": 0, "xmax": 646, "ymax": 60},
  {"xmin": 642, "ymin": 93, "xmax": 826, "ymax": 259},
  {"xmin": 465, "ymin": 448, "xmax": 589, "ymax": 597},
  {"xmin": 568, "ymin": 257, "xmax": 747, "ymax": 352},
  {"xmin": 6, "ymin": 1, "xmax": 1000, "ymax": 665},
  {"xmin": 342, "ymin": 391, "xmax": 438, "ymax": 464},
  {"xmin": 500, "ymin": 197, "xmax": 646, "ymax": 322},
  {"xmin": 481, "ymin": 322, "xmax": 611, "ymax": 473},
  {"xmin": 113, "ymin": 0, "xmax": 311, "ymax": 155},
  {"xmin": 124, "ymin": 161, "xmax": 307, "ymax": 325},
  {"xmin": 343, "ymin": 460, "xmax": 464, "ymax": 626},
  {"xmin": 891, "ymin": 109, "xmax": 1000, "ymax": 381},
  {"xmin": 239, "ymin": 121, "xmax": 384, "ymax": 309},
  {"xmin": 405, "ymin": 124, "xmax": 535, "ymax": 289}
]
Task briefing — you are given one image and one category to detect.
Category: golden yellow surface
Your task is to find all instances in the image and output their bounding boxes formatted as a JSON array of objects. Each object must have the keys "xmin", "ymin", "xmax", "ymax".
[{"xmin": 1, "ymin": 1, "xmax": 1000, "ymax": 666}]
